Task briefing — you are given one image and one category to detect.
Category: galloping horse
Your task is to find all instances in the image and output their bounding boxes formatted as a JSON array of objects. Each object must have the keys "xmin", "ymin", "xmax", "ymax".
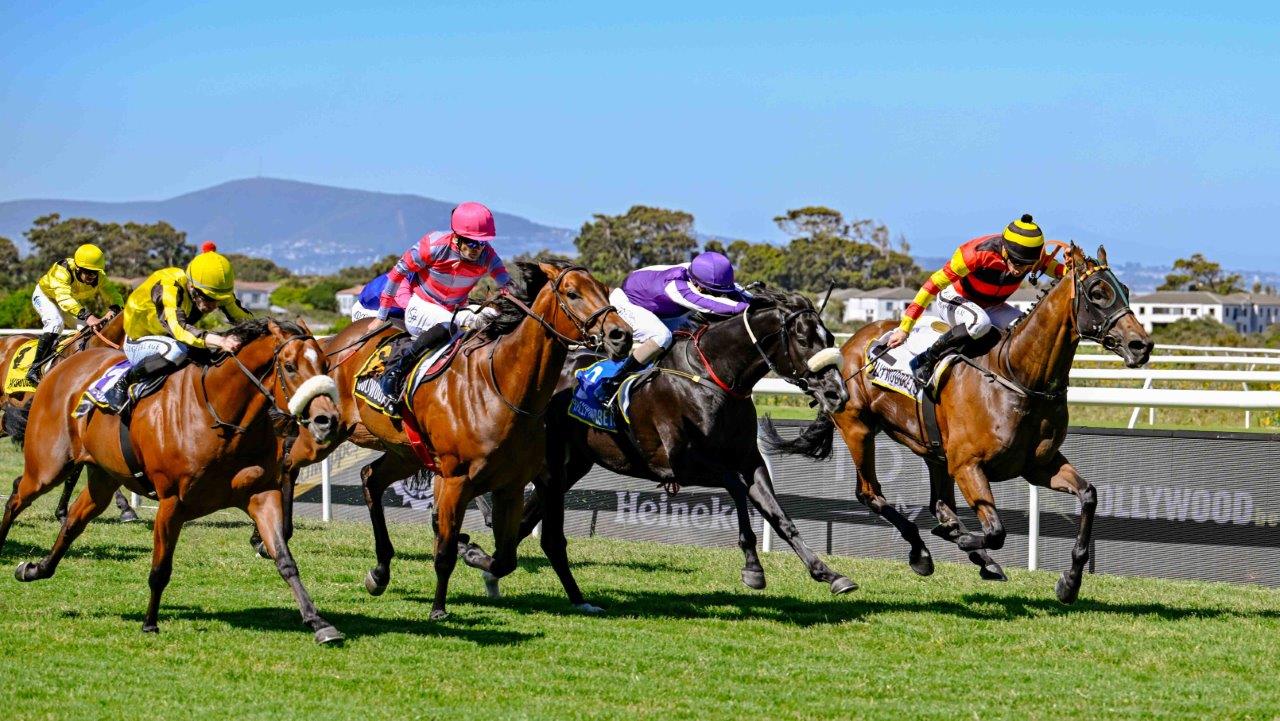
[
  {"xmin": 0, "ymin": 318, "xmax": 345, "ymax": 642},
  {"xmin": 767, "ymin": 245, "xmax": 1152, "ymax": 603},
  {"xmin": 294, "ymin": 260, "xmax": 631, "ymax": 620},
  {"xmin": 0, "ymin": 313, "xmax": 138, "ymax": 520},
  {"xmin": 466, "ymin": 287, "xmax": 854, "ymax": 609}
]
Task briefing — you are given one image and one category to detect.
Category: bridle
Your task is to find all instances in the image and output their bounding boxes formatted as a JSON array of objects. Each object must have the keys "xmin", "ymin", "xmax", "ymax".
[
  {"xmin": 201, "ymin": 332, "xmax": 325, "ymax": 435},
  {"xmin": 686, "ymin": 299, "xmax": 835, "ymax": 396},
  {"xmin": 495, "ymin": 265, "xmax": 618, "ymax": 351},
  {"xmin": 487, "ymin": 265, "xmax": 621, "ymax": 416}
]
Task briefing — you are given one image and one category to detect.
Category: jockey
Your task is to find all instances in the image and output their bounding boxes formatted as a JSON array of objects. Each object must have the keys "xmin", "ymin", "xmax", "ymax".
[
  {"xmin": 598, "ymin": 251, "xmax": 751, "ymax": 396},
  {"xmin": 349, "ymin": 272, "xmax": 408, "ymax": 322},
  {"xmin": 377, "ymin": 202, "xmax": 513, "ymax": 398},
  {"xmin": 103, "ymin": 243, "xmax": 252, "ymax": 408},
  {"xmin": 26, "ymin": 244, "xmax": 123, "ymax": 384},
  {"xmin": 886, "ymin": 214, "xmax": 1066, "ymax": 386}
]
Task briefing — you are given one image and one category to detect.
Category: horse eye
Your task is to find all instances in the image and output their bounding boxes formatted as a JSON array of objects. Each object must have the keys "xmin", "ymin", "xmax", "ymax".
[
  {"xmin": 284, "ymin": 362, "xmax": 297, "ymax": 373},
  {"xmin": 567, "ymin": 290, "xmax": 581, "ymax": 300}
]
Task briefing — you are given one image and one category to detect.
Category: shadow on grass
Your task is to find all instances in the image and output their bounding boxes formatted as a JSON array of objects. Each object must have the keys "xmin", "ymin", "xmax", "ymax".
[
  {"xmin": 382, "ymin": 551, "xmax": 689, "ymax": 575},
  {"xmin": 120, "ymin": 605, "xmax": 540, "ymax": 646},
  {"xmin": 0, "ymin": 538, "xmax": 150, "ymax": 563},
  {"xmin": 392, "ymin": 586, "xmax": 1280, "ymax": 627}
]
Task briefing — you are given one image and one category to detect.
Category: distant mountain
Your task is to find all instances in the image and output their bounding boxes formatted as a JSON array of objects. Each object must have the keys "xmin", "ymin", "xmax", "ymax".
[{"xmin": 0, "ymin": 178, "xmax": 576, "ymax": 274}]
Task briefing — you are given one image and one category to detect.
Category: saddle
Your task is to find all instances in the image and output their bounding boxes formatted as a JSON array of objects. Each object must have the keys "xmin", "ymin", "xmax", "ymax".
[
  {"xmin": 567, "ymin": 357, "xmax": 657, "ymax": 431},
  {"xmin": 867, "ymin": 322, "xmax": 1000, "ymax": 401},
  {"xmin": 74, "ymin": 360, "xmax": 170, "ymax": 417},
  {"xmin": 354, "ymin": 332, "xmax": 462, "ymax": 418}
]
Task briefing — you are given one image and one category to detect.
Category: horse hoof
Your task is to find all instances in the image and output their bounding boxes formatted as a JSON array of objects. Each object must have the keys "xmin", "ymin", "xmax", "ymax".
[
  {"xmin": 908, "ymin": 549, "xmax": 935, "ymax": 576},
  {"xmin": 1055, "ymin": 574, "xmax": 1080, "ymax": 605},
  {"xmin": 741, "ymin": 569, "xmax": 766, "ymax": 590},
  {"xmin": 574, "ymin": 602, "xmax": 605, "ymax": 615},
  {"xmin": 830, "ymin": 576, "xmax": 858, "ymax": 595},
  {"xmin": 141, "ymin": 623, "xmax": 159, "ymax": 634},
  {"xmin": 483, "ymin": 572, "xmax": 501, "ymax": 599},
  {"xmin": 979, "ymin": 564, "xmax": 1008, "ymax": 582},
  {"xmin": 314, "ymin": 626, "xmax": 345, "ymax": 645},
  {"xmin": 364, "ymin": 570, "xmax": 387, "ymax": 597},
  {"xmin": 14, "ymin": 561, "xmax": 36, "ymax": 582},
  {"xmin": 119, "ymin": 509, "xmax": 140, "ymax": 523},
  {"xmin": 254, "ymin": 542, "xmax": 271, "ymax": 560},
  {"xmin": 956, "ymin": 533, "xmax": 984, "ymax": 552},
  {"xmin": 429, "ymin": 609, "xmax": 449, "ymax": 621}
]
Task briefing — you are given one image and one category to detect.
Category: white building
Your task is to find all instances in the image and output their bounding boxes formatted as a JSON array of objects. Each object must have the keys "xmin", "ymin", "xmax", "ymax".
[
  {"xmin": 837, "ymin": 285, "xmax": 1044, "ymax": 325},
  {"xmin": 235, "ymin": 281, "xmax": 280, "ymax": 311},
  {"xmin": 1130, "ymin": 291, "xmax": 1280, "ymax": 334},
  {"xmin": 335, "ymin": 285, "xmax": 364, "ymax": 316}
]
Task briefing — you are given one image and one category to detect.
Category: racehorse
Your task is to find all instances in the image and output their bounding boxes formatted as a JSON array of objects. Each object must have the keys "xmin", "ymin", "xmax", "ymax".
[
  {"xmin": 293, "ymin": 260, "xmax": 630, "ymax": 620},
  {"xmin": 0, "ymin": 318, "xmax": 345, "ymax": 642},
  {"xmin": 766, "ymin": 244, "xmax": 1152, "ymax": 603},
  {"xmin": 0, "ymin": 313, "xmax": 139, "ymax": 520},
  {"xmin": 465, "ymin": 286, "xmax": 855, "ymax": 610}
]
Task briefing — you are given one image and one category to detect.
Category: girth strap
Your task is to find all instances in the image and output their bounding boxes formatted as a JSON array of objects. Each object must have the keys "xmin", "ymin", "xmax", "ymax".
[
  {"xmin": 917, "ymin": 392, "xmax": 947, "ymax": 463},
  {"xmin": 118, "ymin": 413, "xmax": 146, "ymax": 480}
]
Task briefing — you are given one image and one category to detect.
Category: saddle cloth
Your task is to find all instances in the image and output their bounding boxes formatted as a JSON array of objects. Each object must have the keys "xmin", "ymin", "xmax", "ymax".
[
  {"xmin": 354, "ymin": 332, "xmax": 460, "ymax": 418},
  {"xmin": 4, "ymin": 336, "xmax": 75, "ymax": 395},
  {"xmin": 73, "ymin": 359, "xmax": 171, "ymax": 417},
  {"xmin": 868, "ymin": 320, "xmax": 960, "ymax": 399},
  {"xmin": 567, "ymin": 357, "xmax": 650, "ymax": 431}
]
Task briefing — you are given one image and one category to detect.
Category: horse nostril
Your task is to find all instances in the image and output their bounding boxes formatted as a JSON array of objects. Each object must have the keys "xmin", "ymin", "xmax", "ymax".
[
  {"xmin": 607, "ymin": 328, "xmax": 626, "ymax": 341},
  {"xmin": 1129, "ymin": 339, "xmax": 1150, "ymax": 353},
  {"xmin": 313, "ymin": 414, "xmax": 333, "ymax": 430}
]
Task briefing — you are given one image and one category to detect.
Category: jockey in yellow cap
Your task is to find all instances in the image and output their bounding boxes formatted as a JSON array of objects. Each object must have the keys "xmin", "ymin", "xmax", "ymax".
[
  {"xmin": 104, "ymin": 242, "xmax": 252, "ymax": 408},
  {"xmin": 885, "ymin": 214, "xmax": 1066, "ymax": 386},
  {"xmin": 27, "ymin": 243, "xmax": 124, "ymax": 385}
]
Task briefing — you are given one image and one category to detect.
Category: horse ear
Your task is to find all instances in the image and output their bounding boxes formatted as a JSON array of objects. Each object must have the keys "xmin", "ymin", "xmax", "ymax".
[
  {"xmin": 1069, "ymin": 242, "xmax": 1087, "ymax": 267},
  {"xmin": 537, "ymin": 262, "xmax": 565, "ymax": 281},
  {"xmin": 1097, "ymin": 244, "xmax": 1108, "ymax": 265},
  {"xmin": 295, "ymin": 316, "xmax": 313, "ymax": 335},
  {"xmin": 266, "ymin": 318, "xmax": 286, "ymax": 340}
]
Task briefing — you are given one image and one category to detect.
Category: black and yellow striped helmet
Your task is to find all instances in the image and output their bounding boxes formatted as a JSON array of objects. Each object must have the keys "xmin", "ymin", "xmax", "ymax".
[{"xmin": 1002, "ymin": 214, "xmax": 1044, "ymax": 265}]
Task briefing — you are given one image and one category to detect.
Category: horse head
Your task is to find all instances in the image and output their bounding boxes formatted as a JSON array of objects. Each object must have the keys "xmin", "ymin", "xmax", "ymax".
[
  {"xmin": 742, "ymin": 286, "xmax": 849, "ymax": 414},
  {"xmin": 1067, "ymin": 244, "xmax": 1153, "ymax": 368},
  {"xmin": 500, "ymin": 260, "xmax": 632, "ymax": 360},
  {"xmin": 228, "ymin": 318, "xmax": 341, "ymax": 445}
]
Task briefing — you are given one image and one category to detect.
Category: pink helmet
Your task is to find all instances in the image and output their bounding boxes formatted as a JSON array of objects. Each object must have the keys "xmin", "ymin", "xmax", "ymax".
[{"xmin": 450, "ymin": 201, "xmax": 496, "ymax": 241}]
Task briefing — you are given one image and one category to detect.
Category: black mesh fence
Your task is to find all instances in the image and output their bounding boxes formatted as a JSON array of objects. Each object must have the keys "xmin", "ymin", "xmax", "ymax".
[{"xmin": 293, "ymin": 422, "xmax": 1280, "ymax": 586}]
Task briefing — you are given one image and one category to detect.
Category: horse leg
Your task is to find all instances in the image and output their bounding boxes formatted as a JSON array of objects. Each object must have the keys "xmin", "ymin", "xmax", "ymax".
[
  {"xmin": 247, "ymin": 489, "xmax": 344, "ymax": 643},
  {"xmin": 952, "ymin": 464, "xmax": 1007, "ymax": 553},
  {"xmin": 722, "ymin": 478, "xmax": 765, "ymax": 590},
  {"xmin": 471, "ymin": 483, "xmax": 526, "ymax": 584},
  {"xmin": 2, "ymin": 463, "xmax": 80, "ymax": 555},
  {"xmin": 1025, "ymin": 453, "xmax": 1096, "ymax": 605},
  {"xmin": 141, "ymin": 496, "xmax": 182, "ymax": 632},
  {"xmin": 844, "ymin": 419, "xmax": 933, "ymax": 576},
  {"xmin": 114, "ymin": 490, "xmax": 139, "ymax": 522},
  {"xmin": 360, "ymin": 453, "xmax": 418, "ymax": 596},
  {"xmin": 55, "ymin": 472, "xmax": 78, "ymax": 523},
  {"xmin": 15, "ymin": 467, "xmax": 116, "ymax": 582},
  {"xmin": 429, "ymin": 475, "xmax": 467, "ymax": 620},
  {"xmin": 927, "ymin": 460, "xmax": 1006, "ymax": 580},
  {"xmin": 741, "ymin": 453, "xmax": 857, "ymax": 594}
]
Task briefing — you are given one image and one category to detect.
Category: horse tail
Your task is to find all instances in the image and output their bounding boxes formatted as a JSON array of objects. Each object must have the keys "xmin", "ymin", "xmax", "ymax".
[
  {"xmin": 759, "ymin": 413, "xmax": 835, "ymax": 461},
  {"xmin": 3, "ymin": 402, "xmax": 30, "ymax": 447}
]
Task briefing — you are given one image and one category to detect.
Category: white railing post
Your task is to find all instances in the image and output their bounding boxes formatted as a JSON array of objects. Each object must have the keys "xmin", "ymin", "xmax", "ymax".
[
  {"xmin": 1027, "ymin": 483, "xmax": 1039, "ymax": 571},
  {"xmin": 320, "ymin": 458, "xmax": 331, "ymax": 522},
  {"xmin": 1127, "ymin": 377, "xmax": 1153, "ymax": 429},
  {"xmin": 755, "ymin": 428, "xmax": 775, "ymax": 553}
]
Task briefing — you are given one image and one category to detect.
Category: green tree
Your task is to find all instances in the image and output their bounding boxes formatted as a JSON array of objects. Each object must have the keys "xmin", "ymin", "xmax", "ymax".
[
  {"xmin": 1158, "ymin": 253, "xmax": 1244, "ymax": 294},
  {"xmin": 22, "ymin": 214, "xmax": 195, "ymax": 279},
  {"xmin": 715, "ymin": 239, "xmax": 786, "ymax": 287},
  {"xmin": 575, "ymin": 206, "xmax": 697, "ymax": 285},
  {"xmin": 0, "ymin": 237, "xmax": 25, "ymax": 291},
  {"xmin": 224, "ymin": 253, "xmax": 293, "ymax": 281},
  {"xmin": 773, "ymin": 207, "xmax": 921, "ymax": 292}
]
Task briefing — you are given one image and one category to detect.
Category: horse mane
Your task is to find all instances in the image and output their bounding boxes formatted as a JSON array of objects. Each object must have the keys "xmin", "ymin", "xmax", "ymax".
[
  {"xmin": 479, "ymin": 259, "xmax": 579, "ymax": 339},
  {"xmin": 226, "ymin": 317, "xmax": 308, "ymax": 343}
]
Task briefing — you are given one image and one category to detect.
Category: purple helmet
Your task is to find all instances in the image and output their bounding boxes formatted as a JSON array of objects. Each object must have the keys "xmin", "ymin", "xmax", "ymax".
[{"xmin": 689, "ymin": 252, "xmax": 737, "ymax": 293}]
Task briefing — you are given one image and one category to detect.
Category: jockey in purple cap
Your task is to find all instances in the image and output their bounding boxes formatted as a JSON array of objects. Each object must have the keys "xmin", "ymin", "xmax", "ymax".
[{"xmin": 596, "ymin": 251, "xmax": 751, "ymax": 396}]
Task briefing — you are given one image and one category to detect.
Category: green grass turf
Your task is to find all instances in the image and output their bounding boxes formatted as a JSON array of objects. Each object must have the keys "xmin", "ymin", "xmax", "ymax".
[{"xmin": 1, "ymin": 485, "xmax": 1279, "ymax": 721}]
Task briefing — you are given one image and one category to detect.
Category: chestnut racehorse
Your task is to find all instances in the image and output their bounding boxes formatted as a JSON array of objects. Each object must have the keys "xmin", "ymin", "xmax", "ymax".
[
  {"xmin": 0, "ymin": 318, "xmax": 345, "ymax": 642},
  {"xmin": 0, "ymin": 314, "xmax": 138, "ymax": 520},
  {"xmin": 291, "ymin": 260, "xmax": 631, "ymax": 620},
  {"xmin": 767, "ymin": 245, "xmax": 1152, "ymax": 604}
]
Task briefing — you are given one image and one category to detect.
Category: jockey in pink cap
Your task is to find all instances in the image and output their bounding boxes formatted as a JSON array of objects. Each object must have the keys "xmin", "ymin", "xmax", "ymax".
[{"xmin": 377, "ymin": 201, "xmax": 513, "ymax": 398}]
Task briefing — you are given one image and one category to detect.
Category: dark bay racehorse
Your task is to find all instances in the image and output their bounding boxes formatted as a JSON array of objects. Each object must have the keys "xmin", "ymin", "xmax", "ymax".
[
  {"xmin": 0, "ymin": 313, "xmax": 138, "ymax": 520},
  {"xmin": 291, "ymin": 261, "xmax": 631, "ymax": 620},
  {"xmin": 466, "ymin": 287, "xmax": 854, "ymax": 610},
  {"xmin": 767, "ymin": 245, "xmax": 1152, "ymax": 603},
  {"xmin": 0, "ymin": 319, "xmax": 345, "ymax": 642}
]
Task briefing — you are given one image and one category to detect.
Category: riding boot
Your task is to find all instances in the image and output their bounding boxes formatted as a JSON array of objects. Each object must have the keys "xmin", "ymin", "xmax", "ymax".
[
  {"xmin": 379, "ymin": 324, "xmax": 452, "ymax": 400},
  {"xmin": 104, "ymin": 355, "xmax": 177, "ymax": 410},
  {"xmin": 598, "ymin": 354, "xmax": 646, "ymax": 401},
  {"xmin": 911, "ymin": 325, "xmax": 972, "ymax": 388},
  {"xmin": 24, "ymin": 332, "xmax": 60, "ymax": 385}
]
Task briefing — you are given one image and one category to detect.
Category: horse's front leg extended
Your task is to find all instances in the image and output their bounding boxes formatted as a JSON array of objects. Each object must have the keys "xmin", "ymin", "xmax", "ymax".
[
  {"xmin": 1025, "ymin": 452, "xmax": 1096, "ymax": 604},
  {"xmin": 724, "ymin": 476, "xmax": 765, "ymax": 590},
  {"xmin": 952, "ymin": 463, "xmax": 1006, "ymax": 552},
  {"xmin": 927, "ymin": 459, "xmax": 1006, "ymax": 581}
]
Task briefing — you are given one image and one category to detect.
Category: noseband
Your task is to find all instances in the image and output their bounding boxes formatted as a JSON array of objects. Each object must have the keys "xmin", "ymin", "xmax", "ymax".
[{"xmin": 498, "ymin": 266, "xmax": 618, "ymax": 352}]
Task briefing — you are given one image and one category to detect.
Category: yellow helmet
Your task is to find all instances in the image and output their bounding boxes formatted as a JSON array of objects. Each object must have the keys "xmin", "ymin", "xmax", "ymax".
[
  {"xmin": 73, "ymin": 244, "xmax": 107, "ymax": 272},
  {"xmin": 186, "ymin": 242, "xmax": 236, "ymax": 302},
  {"xmin": 1002, "ymin": 213, "xmax": 1045, "ymax": 265}
]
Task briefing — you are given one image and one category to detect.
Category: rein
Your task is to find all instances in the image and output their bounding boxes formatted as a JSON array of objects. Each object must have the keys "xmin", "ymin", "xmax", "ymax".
[
  {"xmin": 201, "ymin": 334, "xmax": 315, "ymax": 435},
  {"xmin": 326, "ymin": 320, "xmax": 397, "ymax": 367},
  {"xmin": 684, "ymin": 325, "xmax": 751, "ymax": 399}
]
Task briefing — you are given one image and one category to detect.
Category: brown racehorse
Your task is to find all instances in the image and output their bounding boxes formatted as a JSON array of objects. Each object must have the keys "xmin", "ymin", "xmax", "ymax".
[
  {"xmin": 0, "ymin": 318, "xmax": 345, "ymax": 642},
  {"xmin": 291, "ymin": 260, "xmax": 630, "ymax": 620},
  {"xmin": 0, "ymin": 314, "xmax": 139, "ymax": 520},
  {"xmin": 766, "ymin": 245, "xmax": 1153, "ymax": 604}
]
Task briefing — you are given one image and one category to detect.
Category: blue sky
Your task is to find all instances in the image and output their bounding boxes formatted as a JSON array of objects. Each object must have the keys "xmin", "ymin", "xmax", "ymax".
[{"xmin": 1, "ymin": 2, "xmax": 1277, "ymax": 268}]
